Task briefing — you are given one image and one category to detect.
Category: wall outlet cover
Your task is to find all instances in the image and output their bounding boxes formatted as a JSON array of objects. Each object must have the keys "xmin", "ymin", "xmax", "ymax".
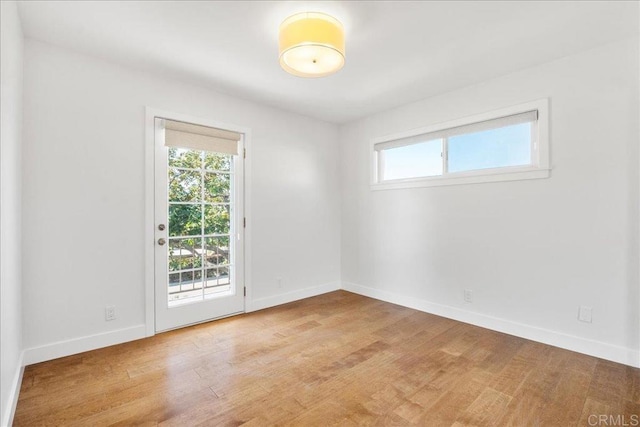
[
  {"xmin": 105, "ymin": 305, "xmax": 116, "ymax": 321},
  {"xmin": 578, "ymin": 306, "xmax": 592, "ymax": 323},
  {"xmin": 464, "ymin": 289, "xmax": 473, "ymax": 303}
]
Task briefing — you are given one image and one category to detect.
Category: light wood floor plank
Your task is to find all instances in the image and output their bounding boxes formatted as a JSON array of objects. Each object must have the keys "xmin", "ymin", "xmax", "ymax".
[{"xmin": 14, "ymin": 291, "xmax": 640, "ymax": 426}]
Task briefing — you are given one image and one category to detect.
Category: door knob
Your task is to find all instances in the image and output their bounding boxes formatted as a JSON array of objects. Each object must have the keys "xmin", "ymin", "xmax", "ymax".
[
  {"xmin": 158, "ymin": 238, "xmax": 166, "ymax": 246},
  {"xmin": 158, "ymin": 224, "xmax": 166, "ymax": 231}
]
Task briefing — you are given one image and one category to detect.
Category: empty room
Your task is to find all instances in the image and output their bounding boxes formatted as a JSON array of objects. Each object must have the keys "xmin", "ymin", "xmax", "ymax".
[{"xmin": 1, "ymin": 1, "xmax": 639, "ymax": 425}]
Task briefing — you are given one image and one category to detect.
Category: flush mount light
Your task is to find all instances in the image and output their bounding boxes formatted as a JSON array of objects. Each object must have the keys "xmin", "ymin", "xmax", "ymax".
[{"xmin": 279, "ymin": 12, "xmax": 345, "ymax": 78}]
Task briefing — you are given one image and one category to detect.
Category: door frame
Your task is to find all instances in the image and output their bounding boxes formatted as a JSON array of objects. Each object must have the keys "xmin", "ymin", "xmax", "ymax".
[{"xmin": 144, "ymin": 107, "xmax": 252, "ymax": 337}]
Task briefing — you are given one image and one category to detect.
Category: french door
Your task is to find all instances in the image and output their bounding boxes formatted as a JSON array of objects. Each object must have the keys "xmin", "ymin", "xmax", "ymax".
[{"xmin": 154, "ymin": 117, "xmax": 244, "ymax": 332}]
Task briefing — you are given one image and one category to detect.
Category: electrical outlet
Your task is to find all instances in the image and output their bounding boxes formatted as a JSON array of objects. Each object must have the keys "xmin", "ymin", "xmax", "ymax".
[
  {"xmin": 105, "ymin": 305, "xmax": 116, "ymax": 321},
  {"xmin": 277, "ymin": 277, "xmax": 283, "ymax": 288},
  {"xmin": 464, "ymin": 289, "xmax": 473, "ymax": 303},
  {"xmin": 578, "ymin": 306, "xmax": 592, "ymax": 323}
]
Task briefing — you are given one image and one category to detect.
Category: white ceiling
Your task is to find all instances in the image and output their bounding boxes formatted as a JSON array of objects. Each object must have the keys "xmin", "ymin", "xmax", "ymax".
[{"xmin": 17, "ymin": 1, "xmax": 639, "ymax": 124}]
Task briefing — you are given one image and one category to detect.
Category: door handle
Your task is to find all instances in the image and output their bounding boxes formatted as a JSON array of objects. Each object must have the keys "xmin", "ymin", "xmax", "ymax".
[{"xmin": 158, "ymin": 238, "xmax": 166, "ymax": 246}]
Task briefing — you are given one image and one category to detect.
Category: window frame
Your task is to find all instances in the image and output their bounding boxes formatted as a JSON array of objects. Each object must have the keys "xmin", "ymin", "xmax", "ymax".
[{"xmin": 370, "ymin": 99, "xmax": 550, "ymax": 190}]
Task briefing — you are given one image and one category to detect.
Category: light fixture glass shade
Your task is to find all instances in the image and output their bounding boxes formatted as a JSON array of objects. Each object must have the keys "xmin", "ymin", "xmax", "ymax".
[{"xmin": 279, "ymin": 12, "xmax": 345, "ymax": 78}]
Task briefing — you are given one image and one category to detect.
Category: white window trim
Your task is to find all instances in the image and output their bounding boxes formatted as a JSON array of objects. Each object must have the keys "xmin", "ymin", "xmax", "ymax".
[{"xmin": 370, "ymin": 99, "xmax": 550, "ymax": 190}]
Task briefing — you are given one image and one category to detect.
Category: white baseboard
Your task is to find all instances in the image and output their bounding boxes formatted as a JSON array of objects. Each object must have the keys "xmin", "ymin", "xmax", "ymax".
[
  {"xmin": 1, "ymin": 351, "xmax": 24, "ymax": 427},
  {"xmin": 23, "ymin": 324, "xmax": 147, "ymax": 366},
  {"xmin": 22, "ymin": 281, "xmax": 342, "ymax": 367},
  {"xmin": 247, "ymin": 281, "xmax": 341, "ymax": 313},
  {"xmin": 20, "ymin": 281, "xmax": 636, "ymax": 372},
  {"xmin": 342, "ymin": 281, "xmax": 640, "ymax": 368}
]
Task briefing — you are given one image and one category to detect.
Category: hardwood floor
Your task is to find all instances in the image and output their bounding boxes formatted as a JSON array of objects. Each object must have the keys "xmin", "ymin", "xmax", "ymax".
[{"xmin": 14, "ymin": 291, "xmax": 640, "ymax": 426}]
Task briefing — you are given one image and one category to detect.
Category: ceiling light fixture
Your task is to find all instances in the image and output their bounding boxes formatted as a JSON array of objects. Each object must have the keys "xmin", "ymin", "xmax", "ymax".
[{"xmin": 279, "ymin": 12, "xmax": 345, "ymax": 78}]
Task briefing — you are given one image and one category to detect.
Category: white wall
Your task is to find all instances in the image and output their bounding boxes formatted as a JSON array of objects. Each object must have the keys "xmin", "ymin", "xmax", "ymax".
[
  {"xmin": 0, "ymin": 1, "xmax": 24, "ymax": 425},
  {"xmin": 16, "ymin": 17, "xmax": 640, "ymax": 372},
  {"xmin": 22, "ymin": 40, "xmax": 340, "ymax": 362},
  {"xmin": 340, "ymin": 37, "xmax": 640, "ymax": 366}
]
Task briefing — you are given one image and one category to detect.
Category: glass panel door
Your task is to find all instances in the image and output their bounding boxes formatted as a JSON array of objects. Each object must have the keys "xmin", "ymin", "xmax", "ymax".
[{"xmin": 154, "ymin": 118, "xmax": 244, "ymax": 332}]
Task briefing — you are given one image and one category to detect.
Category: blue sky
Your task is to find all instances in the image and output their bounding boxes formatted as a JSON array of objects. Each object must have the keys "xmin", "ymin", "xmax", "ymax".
[{"xmin": 383, "ymin": 123, "xmax": 531, "ymax": 180}]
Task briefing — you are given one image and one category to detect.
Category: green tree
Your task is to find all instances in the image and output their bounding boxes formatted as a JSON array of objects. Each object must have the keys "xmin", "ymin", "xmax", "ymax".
[{"xmin": 167, "ymin": 148, "xmax": 233, "ymax": 278}]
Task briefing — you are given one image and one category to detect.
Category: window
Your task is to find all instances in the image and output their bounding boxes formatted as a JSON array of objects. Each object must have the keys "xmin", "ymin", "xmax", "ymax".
[{"xmin": 371, "ymin": 99, "xmax": 549, "ymax": 189}]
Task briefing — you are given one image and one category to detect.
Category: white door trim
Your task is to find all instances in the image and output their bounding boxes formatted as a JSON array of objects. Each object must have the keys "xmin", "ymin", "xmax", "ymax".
[{"xmin": 144, "ymin": 107, "xmax": 252, "ymax": 337}]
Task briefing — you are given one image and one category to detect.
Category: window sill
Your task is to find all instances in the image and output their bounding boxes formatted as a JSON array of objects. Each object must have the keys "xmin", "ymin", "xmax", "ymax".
[{"xmin": 370, "ymin": 167, "xmax": 551, "ymax": 191}]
